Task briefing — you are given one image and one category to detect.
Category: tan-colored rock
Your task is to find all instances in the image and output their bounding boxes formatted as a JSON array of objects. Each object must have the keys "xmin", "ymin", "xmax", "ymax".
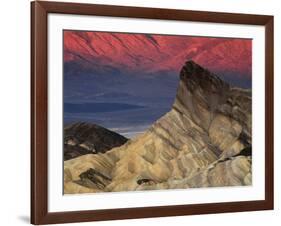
[{"xmin": 64, "ymin": 61, "xmax": 252, "ymax": 193}]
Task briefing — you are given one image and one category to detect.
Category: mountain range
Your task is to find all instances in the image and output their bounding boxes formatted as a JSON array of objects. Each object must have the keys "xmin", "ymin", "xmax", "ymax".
[
  {"xmin": 64, "ymin": 61, "xmax": 252, "ymax": 194},
  {"xmin": 64, "ymin": 31, "xmax": 252, "ymax": 88}
]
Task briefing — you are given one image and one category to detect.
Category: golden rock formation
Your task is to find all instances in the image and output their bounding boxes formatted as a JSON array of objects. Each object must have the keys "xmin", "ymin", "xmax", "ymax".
[{"xmin": 64, "ymin": 61, "xmax": 252, "ymax": 194}]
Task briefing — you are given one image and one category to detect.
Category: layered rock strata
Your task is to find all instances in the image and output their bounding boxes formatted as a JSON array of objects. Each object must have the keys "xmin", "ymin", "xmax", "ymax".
[{"xmin": 64, "ymin": 61, "xmax": 252, "ymax": 194}]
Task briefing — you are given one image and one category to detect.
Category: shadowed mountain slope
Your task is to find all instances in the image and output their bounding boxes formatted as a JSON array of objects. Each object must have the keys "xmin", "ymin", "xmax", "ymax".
[{"xmin": 64, "ymin": 122, "xmax": 128, "ymax": 160}]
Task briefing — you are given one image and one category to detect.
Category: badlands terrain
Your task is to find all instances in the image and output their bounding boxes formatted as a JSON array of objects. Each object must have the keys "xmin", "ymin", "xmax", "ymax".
[{"xmin": 64, "ymin": 61, "xmax": 252, "ymax": 194}]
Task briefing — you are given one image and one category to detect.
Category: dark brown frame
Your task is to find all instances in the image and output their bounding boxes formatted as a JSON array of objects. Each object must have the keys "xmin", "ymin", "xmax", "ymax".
[{"xmin": 31, "ymin": 1, "xmax": 274, "ymax": 225}]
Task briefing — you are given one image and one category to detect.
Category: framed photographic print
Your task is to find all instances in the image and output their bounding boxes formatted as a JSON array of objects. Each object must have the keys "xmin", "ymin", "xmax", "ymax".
[{"xmin": 31, "ymin": 1, "xmax": 274, "ymax": 224}]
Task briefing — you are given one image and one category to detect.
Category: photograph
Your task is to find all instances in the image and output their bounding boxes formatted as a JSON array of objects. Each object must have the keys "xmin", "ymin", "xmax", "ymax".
[
  {"xmin": 63, "ymin": 31, "xmax": 252, "ymax": 194},
  {"xmin": 29, "ymin": 1, "xmax": 274, "ymax": 224}
]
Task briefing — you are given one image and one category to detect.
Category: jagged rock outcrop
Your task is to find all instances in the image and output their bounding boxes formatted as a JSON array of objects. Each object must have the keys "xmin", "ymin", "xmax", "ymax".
[
  {"xmin": 64, "ymin": 61, "xmax": 252, "ymax": 194},
  {"xmin": 64, "ymin": 122, "xmax": 128, "ymax": 160}
]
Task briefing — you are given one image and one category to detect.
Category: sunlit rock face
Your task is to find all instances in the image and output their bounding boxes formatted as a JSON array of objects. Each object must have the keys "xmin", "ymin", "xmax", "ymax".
[
  {"xmin": 64, "ymin": 31, "xmax": 252, "ymax": 83},
  {"xmin": 64, "ymin": 61, "xmax": 252, "ymax": 194}
]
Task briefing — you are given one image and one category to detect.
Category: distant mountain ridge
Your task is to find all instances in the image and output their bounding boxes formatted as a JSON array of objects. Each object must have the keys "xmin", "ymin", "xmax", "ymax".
[
  {"xmin": 64, "ymin": 61, "xmax": 252, "ymax": 193},
  {"xmin": 64, "ymin": 31, "xmax": 252, "ymax": 81}
]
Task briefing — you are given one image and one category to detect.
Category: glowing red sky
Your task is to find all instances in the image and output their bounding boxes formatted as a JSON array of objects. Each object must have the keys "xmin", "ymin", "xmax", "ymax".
[{"xmin": 64, "ymin": 31, "xmax": 252, "ymax": 79}]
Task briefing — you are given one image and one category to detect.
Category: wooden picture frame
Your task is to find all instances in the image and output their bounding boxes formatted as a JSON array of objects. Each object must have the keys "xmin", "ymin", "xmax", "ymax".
[{"xmin": 31, "ymin": 1, "xmax": 274, "ymax": 224}]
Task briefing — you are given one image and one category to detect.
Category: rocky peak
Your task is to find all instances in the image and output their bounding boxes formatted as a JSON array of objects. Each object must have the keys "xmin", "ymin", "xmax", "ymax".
[
  {"xmin": 174, "ymin": 61, "xmax": 225, "ymax": 131},
  {"xmin": 173, "ymin": 61, "xmax": 251, "ymax": 134},
  {"xmin": 180, "ymin": 61, "xmax": 230, "ymax": 104},
  {"xmin": 180, "ymin": 60, "xmax": 230, "ymax": 94}
]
